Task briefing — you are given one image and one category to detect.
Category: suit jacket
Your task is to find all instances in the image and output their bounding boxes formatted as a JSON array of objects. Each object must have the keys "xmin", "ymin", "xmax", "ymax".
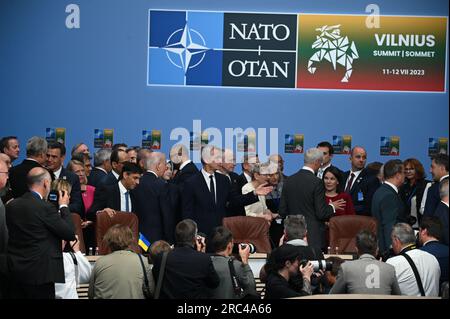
[
  {"xmin": 330, "ymin": 254, "xmax": 401, "ymax": 295},
  {"xmin": 88, "ymin": 167, "xmax": 108, "ymax": 189},
  {"xmin": 424, "ymin": 177, "xmax": 448, "ymax": 216},
  {"xmin": 342, "ymin": 168, "xmax": 380, "ymax": 216},
  {"xmin": 172, "ymin": 161, "xmax": 198, "ymax": 187},
  {"xmin": 182, "ymin": 171, "xmax": 259, "ymax": 236},
  {"xmin": 9, "ymin": 159, "xmax": 43, "ymax": 199},
  {"xmin": 6, "ymin": 192, "xmax": 75, "ymax": 285},
  {"xmin": 223, "ymin": 171, "xmax": 246, "ymax": 217},
  {"xmin": 371, "ymin": 183, "xmax": 407, "ymax": 253},
  {"xmin": 152, "ymin": 245, "xmax": 220, "ymax": 299},
  {"xmin": 98, "ymin": 171, "xmax": 119, "ymax": 188},
  {"xmin": 0, "ymin": 198, "xmax": 7, "ymax": 278},
  {"xmin": 87, "ymin": 182, "xmax": 137, "ymax": 221},
  {"xmin": 134, "ymin": 172, "xmax": 176, "ymax": 244},
  {"xmin": 279, "ymin": 169, "xmax": 334, "ymax": 250},
  {"xmin": 433, "ymin": 202, "xmax": 449, "ymax": 245},
  {"xmin": 420, "ymin": 241, "xmax": 449, "ymax": 283},
  {"xmin": 59, "ymin": 167, "xmax": 84, "ymax": 214}
]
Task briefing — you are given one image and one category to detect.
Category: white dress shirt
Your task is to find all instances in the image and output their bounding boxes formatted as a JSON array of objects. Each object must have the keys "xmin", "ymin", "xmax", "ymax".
[
  {"xmin": 53, "ymin": 166, "xmax": 63, "ymax": 179},
  {"xmin": 118, "ymin": 181, "xmax": 132, "ymax": 212},
  {"xmin": 386, "ymin": 249, "xmax": 440, "ymax": 296},
  {"xmin": 201, "ymin": 168, "xmax": 216, "ymax": 203},
  {"xmin": 242, "ymin": 182, "xmax": 267, "ymax": 217},
  {"xmin": 55, "ymin": 251, "xmax": 92, "ymax": 299}
]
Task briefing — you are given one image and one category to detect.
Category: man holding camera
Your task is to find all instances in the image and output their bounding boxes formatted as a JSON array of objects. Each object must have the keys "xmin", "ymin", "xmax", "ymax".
[
  {"xmin": 330, "ymin": 230, "xmax": 401, "ymax": 295},
  {"xmin": 208, "ymin": 226, "xmax": 257, "ymax": 299},
  {"xmin": 6, "ymin": 167, "xmax": 75, "ymax": 298}
]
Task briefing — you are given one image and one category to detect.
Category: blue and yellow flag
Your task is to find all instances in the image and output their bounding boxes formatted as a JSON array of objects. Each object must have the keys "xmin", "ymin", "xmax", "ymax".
[{"xmin": 138, "ymin": 233, "xmax": 150, "ymax": 252}]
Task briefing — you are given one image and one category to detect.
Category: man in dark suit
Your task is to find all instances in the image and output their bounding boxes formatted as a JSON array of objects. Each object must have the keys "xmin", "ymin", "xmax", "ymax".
[
  {"xmin": 217, "ymin": 148, "xmax": 244, "ymax": 217},
  {"xmin": 316, "ymin": 141, "xmax": 343, "ymax": 181},
  {"xmin": 170, "ymin": 144, "xmax": 198, "ymax": 187},
  {"xmin": 6, "ymin": 167, "xmax": 75, "ymax": 299},
  {"xmin": 236, "ymin": 154, "xmax": 259, "ymax": 193},
  {"xmin": 0, "ymin": 136, "xmax": 20, "ymax": 165},
  {"xmin": 342, "ymin": 146, "xmax": 380, "ymax": 216},
  {"xmin": 46, "ymin": 142, "xmax": 84, "ymax": 214},
  {"xmin": 372, "ymin": 159, "xmax": 407, "ymax": 254},
  {"xmin": 419, "ymin": 216, "xmax": 449, "ymax": 284},
  {"xmin": 0, "ymin": 159, "xmax": 9, "ymax": 297},
  {"xmin": 423, "ymin": 153, "xmax": 449, "ymax": 217},
  {"xmin": 9, "ymin": 136, "xmax": 48, "ymax": 199},
  {"xmin": 152, "ymin": 219, "xmax": 220, "ymax": 299},
  {"xmin": 182, "ymin": 146, "xmax": 272, "ymax": 236},
  {"xmin": 97, "ymin": 149, "xmax": 129, "ymax": 188},
  {"xmin": 134, "ymin": 152, "xmax": 176, "ymax": 244},
  {"xmin": 433, "ymin": 178, "xmax": 449, "ymax": 245},
  {"xmin": 88, "ymin": 148, "xmax": 112, "ymax": 188},
  {"xmin": 87, "ymin": 162, "xmax": 141, "ymax": 220},
  {"xmin": 280, "ymin": 148, "xmax": 344, "ymax": 251}
]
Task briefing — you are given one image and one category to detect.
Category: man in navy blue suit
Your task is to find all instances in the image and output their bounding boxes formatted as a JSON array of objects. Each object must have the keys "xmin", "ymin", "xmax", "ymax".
[
  {"xmin": 342, "ymin": 146, "xmax": 380, "ymax": 216},
  {"xmin": 170, "ymin": 144, "xmax": 198, "ymax": 188},
  {"xmin": 134, "ymin": 152, "xmax": 177, "ymax": 244},
  {"xmin": 182, "ymin": 145, "xmax": 272, "ymax": 236},
  {"xmin": 419, "ymin": 216, "xmax": 449, "ymax": 285},
  {"xmin": 423, "ymin": 153, "xmax": 448, "ymax": 217},
  {"xmin": 88, "ymin": 148, "xmax": 112, "ymax": 188},
  {"xmin": 433, "ymin": 178, "xmax": 449, "ymax": 245},
  {"xmin": 46, "ymin": 142, "xmax": 84, "ymax": 214}
]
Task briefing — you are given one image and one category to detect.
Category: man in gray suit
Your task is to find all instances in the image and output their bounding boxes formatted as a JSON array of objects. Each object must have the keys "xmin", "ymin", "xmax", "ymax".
[
  {"xmin": 372, "ymin": 159, "xmax": 407, "ymax": 254},
  {"xmin": 330, "ymin": 230, "xmax": 401, "ymax": 295},
  {"xmin": 280, "ymin": 148, "xmax": 345, "ymax": 250}
]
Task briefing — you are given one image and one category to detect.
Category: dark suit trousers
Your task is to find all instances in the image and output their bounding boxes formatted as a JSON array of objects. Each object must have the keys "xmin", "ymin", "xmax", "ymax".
[{"xmin": 9, "ymin": 281, "xmax": 55, "ymax": 299}]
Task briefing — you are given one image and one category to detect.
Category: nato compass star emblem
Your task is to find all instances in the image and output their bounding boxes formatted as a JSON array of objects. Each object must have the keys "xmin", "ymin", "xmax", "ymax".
[{"xmin": 163, "ymin": 24, "xmax": 209, "ymax": 74}]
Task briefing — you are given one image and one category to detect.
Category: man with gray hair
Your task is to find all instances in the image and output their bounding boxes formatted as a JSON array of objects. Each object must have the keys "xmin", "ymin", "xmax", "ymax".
[
  {"xmin": 88, "ymin": 148, "xmax": 112, "ymax": 188},
  {"xmin": 433, "ymin": 178, "xmax": 449, "ymax": 245},
  {"xmin": 135, "ymin": 152, "xmax": 176, "ymax": 244},
  {"xmin": 9, "ymin": 136, "xmax": 48, "ymax": 199},
  {"xmin": 386, "ymin": 223, "xmax": 440, "ymax": 296},
  {"xmin": 170, "ymin": 143, "xmax": 198, "ymax": 187},
  {"xmin": 280, "ymin": 148, "xmax": 345, "ymax": 251},
  {"xmin": 6, "ymin": 167, "xmax": 75, "ymax": 298}
]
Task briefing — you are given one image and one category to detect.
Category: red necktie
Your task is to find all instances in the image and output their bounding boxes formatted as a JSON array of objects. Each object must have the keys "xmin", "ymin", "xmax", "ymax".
[{"xmin": 345, "ymin": 173, "xmax": 355, "ymax": 193}]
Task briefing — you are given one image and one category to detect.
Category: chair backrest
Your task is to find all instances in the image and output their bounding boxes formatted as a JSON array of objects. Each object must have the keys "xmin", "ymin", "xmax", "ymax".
[
  {"xmin": 329, "ymin": 215, "xmax": 377, "ymax": 254},
  {"xmin": 71, "ymin": 213, "xmax": 86, "ymax": 254},
  {"xmin": 95, "ymin": 211, "xmax": 140, "ymax": 255},
  {"xmin": 223, "ymin": 216, "xmax": 272, "ymax": 253}
]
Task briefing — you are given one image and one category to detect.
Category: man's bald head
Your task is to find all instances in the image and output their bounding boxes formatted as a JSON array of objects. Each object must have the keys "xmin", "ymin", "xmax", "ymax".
[
  {"xmin": 0, "ymin": 153, "xmax": 11, "ymax": 169},
  {"xmin": 27, "ymin": 167, "xmax": 51, "ymax": 189}
]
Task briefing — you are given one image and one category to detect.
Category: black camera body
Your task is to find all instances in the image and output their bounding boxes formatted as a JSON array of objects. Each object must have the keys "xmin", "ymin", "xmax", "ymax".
[
  {"xmin": 232, "ymin": 243, "xmax": 256, "ymax": 254},
  {"xmin": 300, "ymin": 259, "xmax": 333, "ymax": 272}
]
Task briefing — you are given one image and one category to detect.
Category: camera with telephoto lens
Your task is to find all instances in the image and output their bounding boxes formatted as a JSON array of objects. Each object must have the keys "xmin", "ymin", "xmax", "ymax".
[
  {"xmin": 300, "ymin": 259, "xmax": 333, "ymax": 272},
  {"xmin": 232, "ymin": 243, "xmax": 256, "ymax": 254}
]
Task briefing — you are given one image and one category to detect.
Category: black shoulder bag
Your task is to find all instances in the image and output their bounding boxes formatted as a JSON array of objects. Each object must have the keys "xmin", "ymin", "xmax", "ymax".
[{"xmin": 137, "ymin": 253, "xmax": 153, "ymax": 299}]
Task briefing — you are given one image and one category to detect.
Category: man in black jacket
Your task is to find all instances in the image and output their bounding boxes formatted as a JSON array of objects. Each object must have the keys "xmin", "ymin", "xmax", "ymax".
[
  {"xmin": 152, "ymin": 219, "xmax": 220, "ymax": 299},
  {"xmin": 6, "ymin": 167, "xmax": 75, "ymax": 298},
  {"xmin": 280, "ymin": 148, "xmax": 344, "ymax": 251},
  {"xmin": 170, "ymin": 144, "xmax": 198, "ymax": 187},
  {"xmin": 88, "ymin": 148, "xmax": 112, "ymax": 188}
]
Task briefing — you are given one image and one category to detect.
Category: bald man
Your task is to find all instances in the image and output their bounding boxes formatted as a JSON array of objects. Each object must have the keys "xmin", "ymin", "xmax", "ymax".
[{"xmin": 6, "ymin": 167, "xmax": 75, "ymax": 299}]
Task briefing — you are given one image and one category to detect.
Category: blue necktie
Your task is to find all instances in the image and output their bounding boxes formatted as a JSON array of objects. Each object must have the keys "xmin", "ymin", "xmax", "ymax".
[{"xmin": 125, "ymin": 191, "xmax": 130, "ymax": 212}]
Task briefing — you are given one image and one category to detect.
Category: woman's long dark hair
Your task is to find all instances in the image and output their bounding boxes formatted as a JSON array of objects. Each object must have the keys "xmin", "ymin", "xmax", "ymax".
[
  {"xmin": 322, "ymin": 166, "xmax": 344, "ymax": 193},
  {"xmin": 264, "ymin": 244, "xmax": 300, "ymax": 276}
]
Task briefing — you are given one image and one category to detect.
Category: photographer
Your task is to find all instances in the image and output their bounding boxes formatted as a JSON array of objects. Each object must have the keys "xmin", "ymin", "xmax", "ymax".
[
  {"xmin": 51, "ymin": 179, "xmax": 92, "ymax": 299},
  {"xmin": 264, "ymin": 244, "xmax": 314, "ymax": 299},
  {"xmin": 208, "ymin": 226, "xmax": 257, "ymax": 299}
]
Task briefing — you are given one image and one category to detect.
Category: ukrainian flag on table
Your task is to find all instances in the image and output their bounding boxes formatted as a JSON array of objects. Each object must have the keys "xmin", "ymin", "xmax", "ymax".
[{"xmin": 139, "ymin": 233, "xmax": 150, "ymax": 252}]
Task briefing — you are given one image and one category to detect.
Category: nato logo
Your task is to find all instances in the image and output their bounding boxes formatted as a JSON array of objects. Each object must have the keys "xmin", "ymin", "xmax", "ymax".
[
  {"xmin": 46, "ymin": 128, "xmax": 56, "ymax": 139},
  {"xmin": 380, "ymin": 136, "xmax": 391, "ymax": 148},
  {"xmin": 148, "ymin": 10, "xmax": 224, "ymax": 86}
]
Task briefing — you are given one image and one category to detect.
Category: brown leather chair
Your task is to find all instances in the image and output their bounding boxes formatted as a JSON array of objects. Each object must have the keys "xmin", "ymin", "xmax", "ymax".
[
  {"xmin": 329, "ymin": 215, "xmax": 377, "ymax": 254},
  {"xmin": 95, "ymin": 211, "xmax": 140, "ymax": 255},
  {"xmin": 222, "ymin": 216, "xmax": 272, "ymax": 253},
  {"xmin": 71, "ymin": 213, "xmax": 86, "ymax": 254}
]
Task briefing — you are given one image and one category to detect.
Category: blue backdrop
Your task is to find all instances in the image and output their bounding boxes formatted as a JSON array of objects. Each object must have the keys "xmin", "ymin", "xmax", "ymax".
[{"xmin": 0, "ymin": 0, "xmax": 448, "ymax": 176}]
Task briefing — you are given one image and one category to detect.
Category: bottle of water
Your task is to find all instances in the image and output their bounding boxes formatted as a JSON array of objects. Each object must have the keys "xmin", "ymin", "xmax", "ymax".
[
  {"xmin": 95, "ymin": 247, "xmax": 99, "ymax": 256},
  {"xmin": 88, "ymin": 247, "xmax": 93, "ymax": 256}
]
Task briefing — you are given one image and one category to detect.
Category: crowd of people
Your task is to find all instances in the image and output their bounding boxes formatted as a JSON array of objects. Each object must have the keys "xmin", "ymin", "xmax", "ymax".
[{"xmin": 0, "ymin": 135, "xmax": 448, "ymax": 299}]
